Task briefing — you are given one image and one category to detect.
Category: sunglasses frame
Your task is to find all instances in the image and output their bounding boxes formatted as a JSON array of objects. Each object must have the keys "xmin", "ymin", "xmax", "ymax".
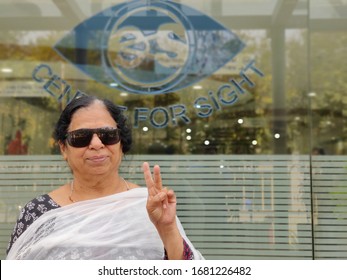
[{"xmin": 65, "ymin": 127, "xmax": 120, "ymax": 148}]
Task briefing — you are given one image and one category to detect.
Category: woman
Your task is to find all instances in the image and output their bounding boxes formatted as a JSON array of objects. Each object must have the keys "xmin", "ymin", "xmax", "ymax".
[{"xmin": 6, "ymin": 95, "xmax": 203, "ymax": 260}]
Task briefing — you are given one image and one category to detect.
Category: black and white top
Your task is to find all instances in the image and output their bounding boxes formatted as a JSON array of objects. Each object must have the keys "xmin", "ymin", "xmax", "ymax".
[{"xmin": 7, "ymin": 195, "xmax": 60, "ymax": 254}]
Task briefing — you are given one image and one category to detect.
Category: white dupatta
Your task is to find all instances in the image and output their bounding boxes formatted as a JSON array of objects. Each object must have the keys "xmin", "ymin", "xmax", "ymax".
[{"xmin": 7, "ymin": 188, "xmax": 203, "ymax": 260}]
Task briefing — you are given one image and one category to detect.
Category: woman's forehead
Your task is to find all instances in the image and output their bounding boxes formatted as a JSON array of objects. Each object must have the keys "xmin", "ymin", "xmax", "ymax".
[{"xmin": 70, "ymin": 102, "xmax": 117, "ymax": 129}]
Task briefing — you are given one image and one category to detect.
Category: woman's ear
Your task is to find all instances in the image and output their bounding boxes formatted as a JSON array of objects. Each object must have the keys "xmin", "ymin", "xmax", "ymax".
[{"xmin": 59, "ymin": 141, "xmax": 68, "ymax": 161}]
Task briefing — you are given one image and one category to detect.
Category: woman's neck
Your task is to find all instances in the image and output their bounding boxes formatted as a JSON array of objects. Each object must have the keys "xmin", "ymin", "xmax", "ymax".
[{"xmin": 69, "ymin": 175, "xmax": 128, "ymax": 203}]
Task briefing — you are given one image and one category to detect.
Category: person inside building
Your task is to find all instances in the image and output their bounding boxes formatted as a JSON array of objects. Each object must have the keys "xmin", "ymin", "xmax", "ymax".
[{"xmin": 6, "ymin": 94, "xmax": 203, "ymax": 260}]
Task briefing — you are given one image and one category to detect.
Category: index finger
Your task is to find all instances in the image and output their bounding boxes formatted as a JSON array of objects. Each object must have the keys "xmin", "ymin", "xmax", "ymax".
[{"xmin": 142, "ymin": 162, "xmax": 156, "ymax": 196}]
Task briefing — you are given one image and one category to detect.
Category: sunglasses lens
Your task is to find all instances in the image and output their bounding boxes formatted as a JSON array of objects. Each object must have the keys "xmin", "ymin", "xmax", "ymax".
[
  {"xmin": 97, "ymin": 128, "xmax": 120, "ymax": 145},
  {"xmin": 66, "ymin": 128, "xmax": 120, "ymax": 147},
  {"xmin": 67, "ymin": 129, "xmax": 93, "ymax": 147}
]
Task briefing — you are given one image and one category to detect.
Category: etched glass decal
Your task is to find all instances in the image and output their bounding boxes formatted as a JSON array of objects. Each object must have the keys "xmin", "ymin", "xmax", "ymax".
[{"xmin": 54, "ymin": 0, "xmax": 245, "ymax": 95}]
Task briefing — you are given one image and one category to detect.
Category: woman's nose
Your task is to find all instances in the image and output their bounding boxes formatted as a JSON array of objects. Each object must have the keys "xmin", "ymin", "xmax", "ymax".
[{"xmin": 89, "ymin": 133, "xmax": 104, "ymax": 149}]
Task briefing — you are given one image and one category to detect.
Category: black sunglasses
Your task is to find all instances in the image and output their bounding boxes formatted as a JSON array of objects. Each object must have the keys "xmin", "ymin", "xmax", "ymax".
[{"xmin": 65, "ymin": 127, "xmax": 120, "ymax": 148}]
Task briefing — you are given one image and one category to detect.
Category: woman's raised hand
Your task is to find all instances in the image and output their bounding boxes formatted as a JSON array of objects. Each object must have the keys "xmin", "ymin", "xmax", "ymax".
[
  {"xmin": 142, "ymin": 162, "xmax": 177, "ymax": 228},
  {"xmin": 143, "ymin": 162, "xmax": 184, "ymax": 259}
]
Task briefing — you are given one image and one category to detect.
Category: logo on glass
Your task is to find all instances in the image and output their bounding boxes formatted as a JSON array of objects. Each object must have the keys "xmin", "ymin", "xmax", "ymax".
[{"xmin": 54, "ymin": 0, "xmax": 245, "ymax": 95}]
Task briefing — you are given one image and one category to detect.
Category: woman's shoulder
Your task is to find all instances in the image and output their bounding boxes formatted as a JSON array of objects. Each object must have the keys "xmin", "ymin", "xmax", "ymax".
[
  {"xmin": 124, "ymin": 179, "xmax": 141, "ymax": 190},
  {"xmin": 6, "ymin": 194, "xmax": 60, "ymax": 255},
  {"xmin": 122, "ymin": 186, "xmax": 147, "ymax": 199},
  {"xmin": 128, "ymin": 186, "xmax": 146, "ymax": 193},
  {"xmin": 16, "ymin": 194, "xmax": 60, "ymax": 235},
  {"xmin": 21, "ymin": 194, "xmax": 60, "ymax": 217}
]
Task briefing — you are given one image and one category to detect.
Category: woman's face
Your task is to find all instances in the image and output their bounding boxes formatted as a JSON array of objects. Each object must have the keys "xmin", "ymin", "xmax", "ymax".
[{"xmin": 59, "ymin": 101, "xmax": 123, "ymax": 179}]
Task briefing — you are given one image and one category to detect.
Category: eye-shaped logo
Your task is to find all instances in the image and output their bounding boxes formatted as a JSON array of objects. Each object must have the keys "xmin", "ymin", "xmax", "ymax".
[{"xmin": 54, "ymin": 0, "xmax": 245, "ymax": 95}]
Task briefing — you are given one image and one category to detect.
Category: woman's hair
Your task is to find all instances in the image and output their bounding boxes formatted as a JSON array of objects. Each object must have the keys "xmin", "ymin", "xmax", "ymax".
[{"xmin": 53, "ymin": 95, "xmax": 132, "ymax": 154}]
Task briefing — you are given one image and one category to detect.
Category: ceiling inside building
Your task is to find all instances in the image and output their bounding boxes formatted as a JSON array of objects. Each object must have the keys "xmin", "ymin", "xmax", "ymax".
[{"xmin": 0, "ymin": 0, "xmax": 346, "ymax": 31}]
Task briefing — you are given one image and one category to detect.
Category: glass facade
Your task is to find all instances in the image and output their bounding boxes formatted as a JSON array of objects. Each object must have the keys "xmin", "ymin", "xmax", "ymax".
[{"xmin": 0, "ymin": 0, "xmax": 346, "ymax": 259}]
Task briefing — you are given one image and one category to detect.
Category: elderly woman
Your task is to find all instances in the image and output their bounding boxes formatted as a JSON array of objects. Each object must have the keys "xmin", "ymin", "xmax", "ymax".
[{"xmin": 6, "ymin": 95, "xmax": 203, "ymax": 260}]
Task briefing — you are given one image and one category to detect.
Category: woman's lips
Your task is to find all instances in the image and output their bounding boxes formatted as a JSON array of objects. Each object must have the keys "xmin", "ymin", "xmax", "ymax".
[{"xmin": 87, "ymin": 155, "xmax": 107, "ymax": 162}]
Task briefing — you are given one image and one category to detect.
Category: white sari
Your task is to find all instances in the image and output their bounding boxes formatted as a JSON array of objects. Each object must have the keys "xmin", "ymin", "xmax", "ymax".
[{"xmin": 6, "ymin": 188, "xmax": 203, "ymax": 260}]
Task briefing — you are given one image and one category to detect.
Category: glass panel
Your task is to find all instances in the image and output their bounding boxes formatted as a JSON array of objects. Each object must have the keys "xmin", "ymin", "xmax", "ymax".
[{"xmin": 310, "ymin": 0, "xmax": 347, "ymax": 259}]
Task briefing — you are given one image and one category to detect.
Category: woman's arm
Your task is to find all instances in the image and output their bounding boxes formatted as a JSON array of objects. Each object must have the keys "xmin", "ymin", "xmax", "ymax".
[{"xmin": 143, "ymin": 162, "xmax": 185, "ymax": 260}]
